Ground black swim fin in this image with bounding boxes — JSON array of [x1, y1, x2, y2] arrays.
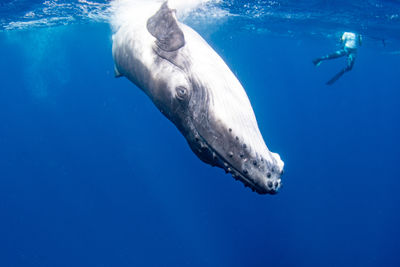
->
[[326, 69, 345, 85]]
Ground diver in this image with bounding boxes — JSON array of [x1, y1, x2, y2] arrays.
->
[[313, 32, 362, 85]]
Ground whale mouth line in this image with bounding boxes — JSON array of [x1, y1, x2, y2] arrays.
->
[[194, 131, 273, 194], [223, 159, 269, 194]]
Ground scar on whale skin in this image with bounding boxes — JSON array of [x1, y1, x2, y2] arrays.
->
[[111, 1, 284, 194]]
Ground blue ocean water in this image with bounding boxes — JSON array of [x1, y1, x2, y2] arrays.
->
[[1, 1, 400, 266]]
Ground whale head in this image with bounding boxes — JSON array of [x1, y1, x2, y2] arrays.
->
[[112, 1, 284, 194]]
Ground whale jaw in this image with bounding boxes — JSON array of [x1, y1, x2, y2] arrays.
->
[[189, 132, 283, 194], [181, 104, 283, 195]]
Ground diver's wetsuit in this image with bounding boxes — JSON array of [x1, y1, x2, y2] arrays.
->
[[313, 32, 361, 85]]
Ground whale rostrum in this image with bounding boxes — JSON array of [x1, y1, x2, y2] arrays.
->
[[112, 1, 284, 194]]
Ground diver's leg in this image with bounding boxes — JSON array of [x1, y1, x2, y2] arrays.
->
[[326, 52, 356, 85], [313, 49, 347, 66], [344, 52, 356, 71]]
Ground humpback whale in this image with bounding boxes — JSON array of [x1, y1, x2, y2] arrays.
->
[[111, 1, 284, 194]]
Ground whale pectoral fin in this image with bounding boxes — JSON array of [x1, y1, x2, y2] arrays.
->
[[146, 2, 185, 52], [114, 65, 123, 78]]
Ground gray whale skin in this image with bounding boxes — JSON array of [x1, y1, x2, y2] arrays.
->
[[112, 1, 284, 194]]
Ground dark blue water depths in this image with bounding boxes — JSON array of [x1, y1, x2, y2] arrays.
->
[[1, 1, 400, 267]]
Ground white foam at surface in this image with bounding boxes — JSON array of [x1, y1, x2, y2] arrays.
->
[[110, 0, 229, 32]]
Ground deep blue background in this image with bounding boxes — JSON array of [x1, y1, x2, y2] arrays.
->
[[1, 22, 399, 267]]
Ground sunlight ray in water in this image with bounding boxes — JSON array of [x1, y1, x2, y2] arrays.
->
[[5, 27, 70, 100]]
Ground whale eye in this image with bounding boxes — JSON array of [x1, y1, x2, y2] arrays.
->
[[176, 86, 188, 101]]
